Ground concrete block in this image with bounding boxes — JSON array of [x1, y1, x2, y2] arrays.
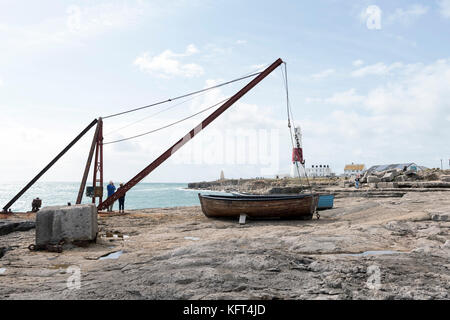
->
[[368, 183, 378, 189], [36, 204, 98, 246], [440, 175, 450, 182]]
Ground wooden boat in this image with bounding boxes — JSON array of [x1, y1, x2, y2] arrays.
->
[[198, 193, 319, 220]]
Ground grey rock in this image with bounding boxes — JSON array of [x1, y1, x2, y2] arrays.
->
[[429, 212, 449, 221], [377, 182, 398, 188], [367, 176, 381, 183], [381, 172, 396, 182], [0, 221, 35, 236], [394, 175, 406, 182]]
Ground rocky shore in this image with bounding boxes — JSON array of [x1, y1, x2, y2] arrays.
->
[[187, 169, 450, 197], [0, 191, 449, 300]]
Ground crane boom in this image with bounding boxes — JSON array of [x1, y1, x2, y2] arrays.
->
[[97, 58, 283, 211]]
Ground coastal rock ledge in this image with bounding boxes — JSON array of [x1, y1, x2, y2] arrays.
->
[[0, 192, 449, 300]]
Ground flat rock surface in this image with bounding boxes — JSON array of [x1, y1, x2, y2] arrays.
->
[[0, 192, 449, 300]]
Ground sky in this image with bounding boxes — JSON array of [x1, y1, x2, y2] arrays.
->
[[0, 0, 449, 183]]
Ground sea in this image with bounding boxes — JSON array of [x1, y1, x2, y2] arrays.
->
[[0, 182, 229, 213]]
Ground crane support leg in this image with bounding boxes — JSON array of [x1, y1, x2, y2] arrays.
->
[[2, 119, 98, 213], [76, 120, 101, 204], [92, 118, 103, 206]]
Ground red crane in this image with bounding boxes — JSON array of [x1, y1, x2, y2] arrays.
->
[[97, 58, 283, 211], [2, 58, 283, 213]]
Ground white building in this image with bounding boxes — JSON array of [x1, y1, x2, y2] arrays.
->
[[291, 164, 333, 178], [306, 165, 333, 177]]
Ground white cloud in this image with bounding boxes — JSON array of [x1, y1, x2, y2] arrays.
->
[[325, 88, 365, 106], [0, 1, 146, 55], [134, 44, 204, 78], [438, 0, 450, 18], [351, 62, 404, 77], [249, 64, 266, 71], [305, 88, 364, 106], [0, 77, 3, 87], [235, 40, 247, 45], [386, 4, 429, 25], [303, 59, 450, 168], [311, 69, 335, 80], [66, 3, 143, 35], [353, 60, 364, 67], [311, 59, 450, 148]]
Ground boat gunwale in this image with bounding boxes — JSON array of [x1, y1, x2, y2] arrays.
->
[[198, 193, 318, 202]]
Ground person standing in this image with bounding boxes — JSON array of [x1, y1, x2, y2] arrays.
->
[[107, 181, 116, 212], [118, 183, 126, 213], [355, 174, 360, 189]]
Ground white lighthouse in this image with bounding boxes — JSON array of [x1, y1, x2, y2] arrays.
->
[[290, 126, 304, 178]]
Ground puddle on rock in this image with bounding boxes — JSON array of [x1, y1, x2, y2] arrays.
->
[[99, 250, 124, 260], [0, 268, 6, 274], [344, 250, 407, 257], [184, 236, 200, 241]]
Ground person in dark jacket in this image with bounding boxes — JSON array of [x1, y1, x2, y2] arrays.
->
[[355, 174, 360, 189], [106, 181, 116, 212], [118, 183, 126, 213]]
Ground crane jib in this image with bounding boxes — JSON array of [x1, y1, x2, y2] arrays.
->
[[97, 58, 284, 211]]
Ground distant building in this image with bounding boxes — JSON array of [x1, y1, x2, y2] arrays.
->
[[366, 163, 426, 173], [344, 163, 365, 176], [292, 164, 333, 178], [220, 170, 225, 181], [308, 165, 333, 177]]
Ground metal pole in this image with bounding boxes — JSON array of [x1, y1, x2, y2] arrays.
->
[[99, 118, 104, 204], [98, 58, 283, 211], [92, 118, 103, 205], [2, 119, 98, 212], [76, 121, 100, 204]]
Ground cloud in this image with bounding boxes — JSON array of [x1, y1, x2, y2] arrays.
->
[[438, 0, 450, 18], [235, 40, 247, 45], [134, 44, 204, 78], [325, 89, 365, 106], [312, 59, 450, 146], [66, 2, 144, 36], [0, 1, 146, 55], [249, 64, 266, 71], [0, 77, 3, 87], [311, 69, 335, 80], [358, 4, 428, 29], [352, 60, 364, 67], [302, 58, 450, 169], [306, 88, 364, 106], [351, 62, 404, 77], [386, 4, 429, 25]]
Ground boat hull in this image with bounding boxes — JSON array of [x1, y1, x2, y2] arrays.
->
[[198, 194, 319, 220]]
